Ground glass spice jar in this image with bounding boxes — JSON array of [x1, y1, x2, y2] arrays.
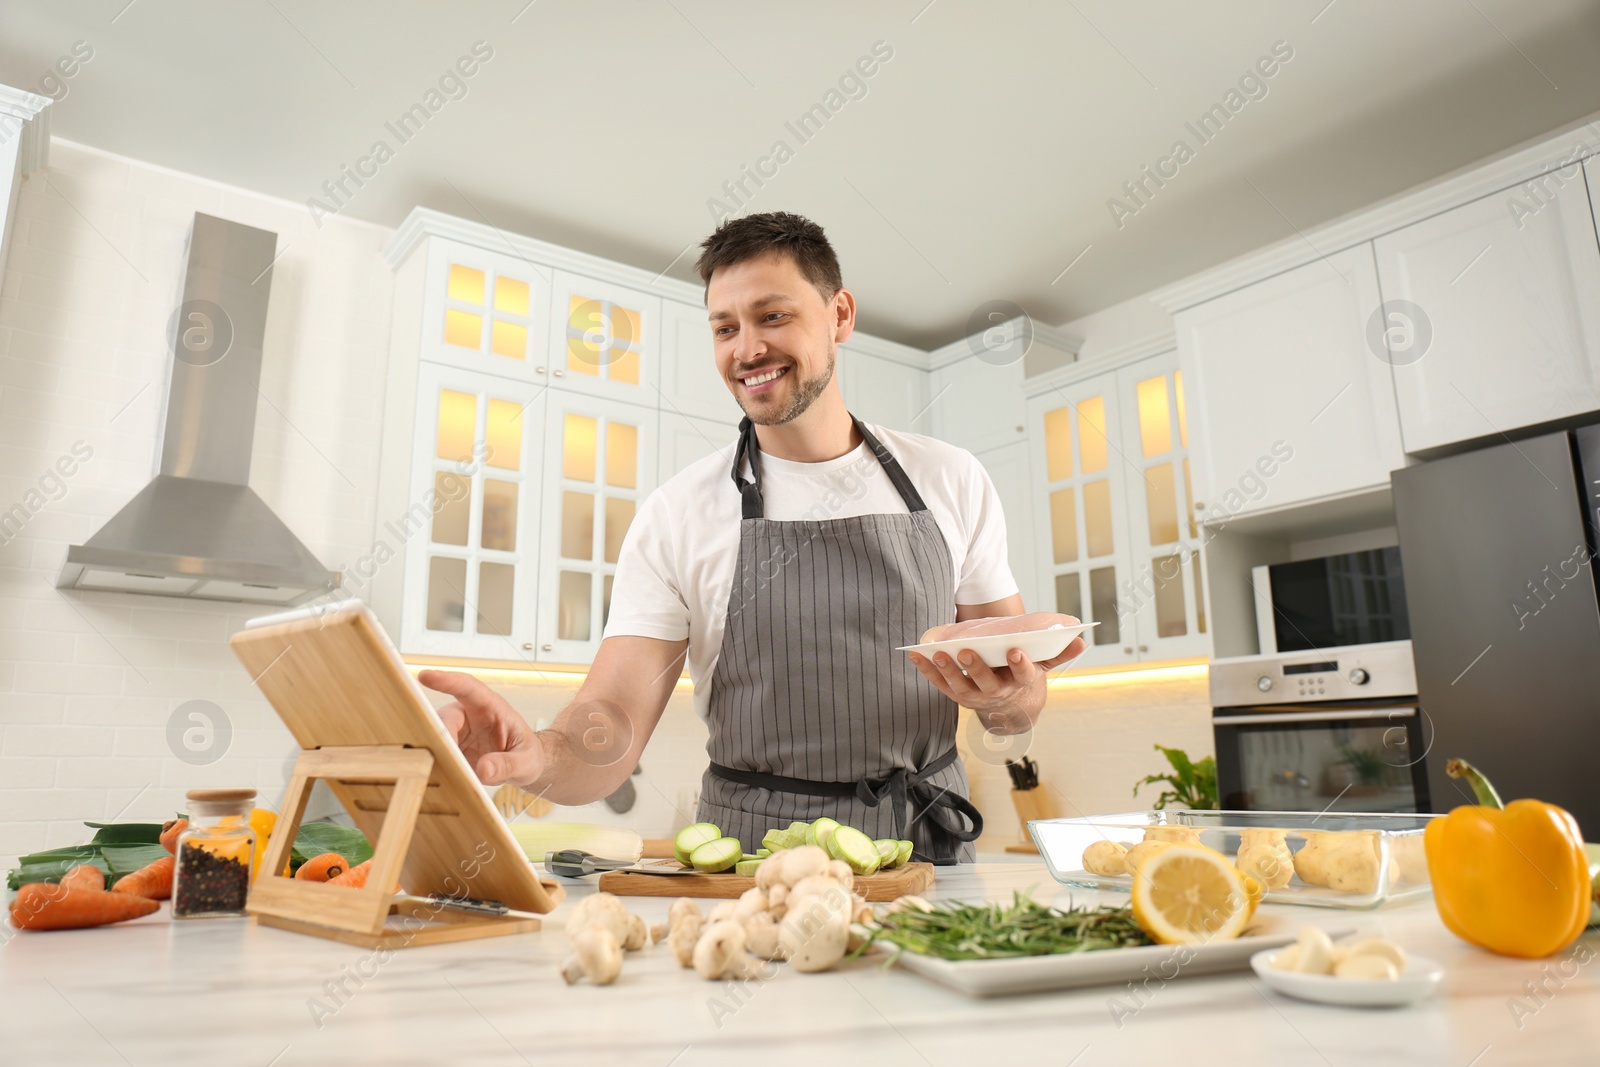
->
[[172, 788, 257, 919]]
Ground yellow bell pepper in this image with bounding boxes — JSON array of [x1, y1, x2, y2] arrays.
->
[[1424, 759, 1589, 959], [248, 807, 278, 882]]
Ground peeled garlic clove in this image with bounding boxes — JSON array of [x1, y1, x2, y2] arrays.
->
[[1334, 953, 1399, 981], [1344, 937, 1407, 972], [1291, 926, 1335, 974], [1270, 944, 1303, 971]]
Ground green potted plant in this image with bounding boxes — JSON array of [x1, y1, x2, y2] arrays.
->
[[1133, 744, 1218, 810]]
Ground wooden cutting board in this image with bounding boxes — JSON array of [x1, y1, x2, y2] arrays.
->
[[599, 860, 935, 902]]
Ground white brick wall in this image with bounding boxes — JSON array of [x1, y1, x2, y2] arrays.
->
[[0, 139, 1216, 875]]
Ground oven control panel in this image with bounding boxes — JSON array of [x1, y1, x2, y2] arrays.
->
[[1211, 641, 1416, 707]]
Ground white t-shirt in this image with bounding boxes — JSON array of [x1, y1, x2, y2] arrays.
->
[[603, 423, 1019, 720]]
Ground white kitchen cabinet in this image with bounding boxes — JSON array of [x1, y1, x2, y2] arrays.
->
[[423, 238, 554, 383], [660, 298, 743, 424], [929, 352, 1028, 453], [659, 409, 736, 486], [1110, 356, 1208, 661], [842, 347, 931, 433], [0, 86, 50, 293], [400, 363, 547, 660], [971, 440, 1039, 614], [533, 392, 659, 663], [399, 367, 659, 664], [1026, 374, 1136, 669], [1174, 246, 1405, 519], [1376, 171, 1600, 452], [548, 270, 662, 404], [1026, 351, 1207, 666]]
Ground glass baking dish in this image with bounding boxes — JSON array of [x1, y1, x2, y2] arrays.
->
[[1030, 810, 1433, 910]]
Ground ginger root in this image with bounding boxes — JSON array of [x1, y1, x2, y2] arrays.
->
[[1082, 840, 1130, 876]]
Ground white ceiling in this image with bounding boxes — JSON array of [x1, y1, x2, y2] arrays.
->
[[3, 0, 1600, 348]]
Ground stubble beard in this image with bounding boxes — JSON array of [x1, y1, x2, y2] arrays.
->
[[739, 344, 836, 427]]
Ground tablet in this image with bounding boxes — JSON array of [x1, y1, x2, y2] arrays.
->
[[231, 598, 560, 916]]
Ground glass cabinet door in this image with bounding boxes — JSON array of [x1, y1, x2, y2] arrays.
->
[[402, 363, 544, 659], [1026, 381, 1136, 668], [1115, 353, 1209, 660], [536, 393, 659, 662], [422, 239, 554, 382], [549, 270, 661, 403]]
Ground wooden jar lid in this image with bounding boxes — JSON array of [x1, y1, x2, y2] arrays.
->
[[185, 788, 258, 803]]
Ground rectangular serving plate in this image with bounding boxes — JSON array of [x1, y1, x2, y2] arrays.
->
[[893, 913, 1344, 997]]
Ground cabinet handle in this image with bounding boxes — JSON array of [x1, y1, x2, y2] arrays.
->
[[553, 370, 565, 378], [522, 643, 534, 651], [1139, 645, 1149, 653], [542, 643, 553, 652], [1123, 647, 1133, 655], [1194, 501, 1205, 510], [1015, 425, 1024, 433], [535, 366, 546, 375]]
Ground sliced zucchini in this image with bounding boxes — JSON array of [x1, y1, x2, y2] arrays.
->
[[873, 839, 902, 869], [673, 822, 723, 865], [689, 836, 744, 873], [755, 848, 771, 858], [734, 858, 764, 877], [895, 840, 915, 866], [812, 817, 840, 854], [830, 825, 881, 875], [760, 828, 791, 852]]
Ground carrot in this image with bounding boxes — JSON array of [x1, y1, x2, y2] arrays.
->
[[294, 852, 347, 882], [327, 858, 372, 888], [9, 883, 159, 931], [160, 819, 188, 854], [112, 854, 175, 900], [59, 864, 105, 892]]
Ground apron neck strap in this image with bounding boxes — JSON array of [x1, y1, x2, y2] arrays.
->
[[730, 415, 929, 519]]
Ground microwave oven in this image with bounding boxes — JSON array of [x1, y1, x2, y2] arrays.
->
[[1251, 547, 1410, 656]]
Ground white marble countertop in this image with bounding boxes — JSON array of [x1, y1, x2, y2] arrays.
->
[[2, 861, 1595, 1067]]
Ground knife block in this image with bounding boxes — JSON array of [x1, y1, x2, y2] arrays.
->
[[1009, 787, 1057, 852]]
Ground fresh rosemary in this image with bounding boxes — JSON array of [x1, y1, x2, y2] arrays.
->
[[864, 893, 1153, 961]]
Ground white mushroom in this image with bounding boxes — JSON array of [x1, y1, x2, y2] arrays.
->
[[827, 860, 854, 884], [778, 891, 851, 973], [693, 920, 759, 980], [565, 893, 649, 952], [882, 894, 933, 915], [561, 926, 623, 985], [731, 886, 769, 921], [707, 899, 738, 923], [665, 898, 705, 968], [743, 911, 784, 960]]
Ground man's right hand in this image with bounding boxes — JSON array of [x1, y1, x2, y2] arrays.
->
[[418, 669, 545, 787]]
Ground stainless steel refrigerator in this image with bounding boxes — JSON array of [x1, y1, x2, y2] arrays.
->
[[1392, 425, 1600, 834]]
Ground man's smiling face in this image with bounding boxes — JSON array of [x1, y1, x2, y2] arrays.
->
[[707, 251, 849, 426]]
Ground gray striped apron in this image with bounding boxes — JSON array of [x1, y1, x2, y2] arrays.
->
[[697, 416, 982, 864]]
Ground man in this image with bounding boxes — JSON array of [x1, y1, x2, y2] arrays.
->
[[421, 212, 1084, 863]]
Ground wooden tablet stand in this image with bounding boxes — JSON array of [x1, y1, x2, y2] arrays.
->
[[249, 745, 539, 949], [231, 600, 562, 950]]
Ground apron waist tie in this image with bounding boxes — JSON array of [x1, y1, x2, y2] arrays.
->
[[707, 748, 982, 866]]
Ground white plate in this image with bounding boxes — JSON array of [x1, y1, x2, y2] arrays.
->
[[1249, 947, 1444, 1007], [892, 914, 1339, 998], [897, 622, 1097, 669]]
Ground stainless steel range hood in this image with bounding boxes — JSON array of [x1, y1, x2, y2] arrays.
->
[[58, 213, 341, 605]]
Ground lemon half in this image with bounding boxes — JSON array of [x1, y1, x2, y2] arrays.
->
[[1131, 843, 1254, 945]]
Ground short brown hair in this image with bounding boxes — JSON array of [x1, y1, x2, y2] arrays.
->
[[695, 212, 842, 302]]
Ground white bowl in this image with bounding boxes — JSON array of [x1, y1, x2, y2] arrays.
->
[[897, 622, 1097, 669], [1249, 947, 1444, 1007]]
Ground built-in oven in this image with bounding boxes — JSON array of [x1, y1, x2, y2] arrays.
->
[[1212, 546, 1429, 813]]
